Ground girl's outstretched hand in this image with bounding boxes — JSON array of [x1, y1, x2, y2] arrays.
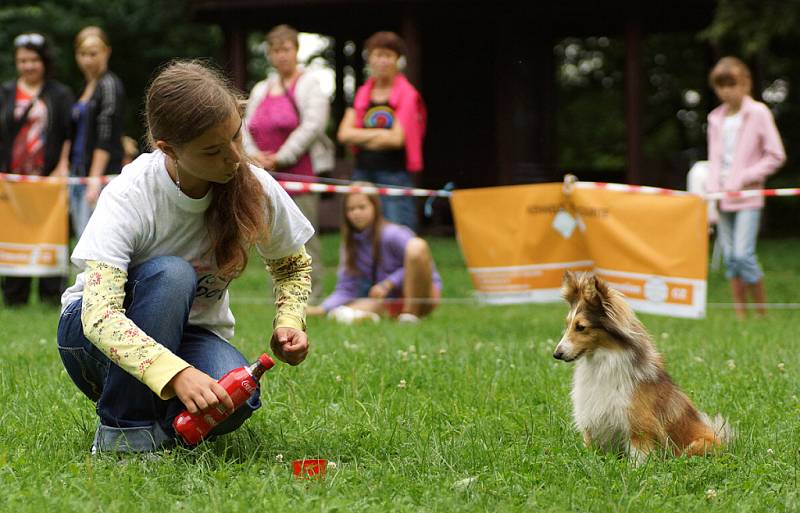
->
[[270, 327, 309, 365], [170, 367, 234, 414]]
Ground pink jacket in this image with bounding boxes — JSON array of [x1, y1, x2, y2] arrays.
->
[[353, 73, 427, 172], [706, 95, 786, 211]]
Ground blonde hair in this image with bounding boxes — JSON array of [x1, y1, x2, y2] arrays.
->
[[709, 56, 752, 94], [145, 60, 268, 279], [74, 26, 110, 50]]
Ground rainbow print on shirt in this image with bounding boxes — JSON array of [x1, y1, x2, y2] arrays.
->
[[364, 105, 395, 129]]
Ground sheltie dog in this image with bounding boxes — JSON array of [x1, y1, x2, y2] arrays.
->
[[553, 271, 732, 461]]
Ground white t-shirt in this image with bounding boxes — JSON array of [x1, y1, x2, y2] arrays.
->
[[61, 150, 314, 340], [720, 111, 742, 181]]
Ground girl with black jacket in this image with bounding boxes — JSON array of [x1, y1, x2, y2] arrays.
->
[[70, 26, 125, 236]]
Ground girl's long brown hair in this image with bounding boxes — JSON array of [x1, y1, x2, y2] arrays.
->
[[342, 188, 384, 277], [145, 60, 268, 279]]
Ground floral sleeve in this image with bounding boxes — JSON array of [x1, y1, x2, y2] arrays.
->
[[80, 260, 190, 399], [263, 246, 312, 331]]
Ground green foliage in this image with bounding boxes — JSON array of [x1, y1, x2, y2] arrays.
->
[[556, 34, 709, 178], [556, 37, 626, 173], [702, 0, 800, 232], [0, 0, 222, 143], [1, 235, 799, 512], [700, 0, 800, 58]]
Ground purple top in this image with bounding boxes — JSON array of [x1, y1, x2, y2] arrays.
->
[[320, 223, 442, 311]]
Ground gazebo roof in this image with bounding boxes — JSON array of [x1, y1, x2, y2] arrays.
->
[[189, 0, 715, 36]]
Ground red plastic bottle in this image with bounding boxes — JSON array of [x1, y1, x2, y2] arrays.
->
[[172, 353, 275, 445]]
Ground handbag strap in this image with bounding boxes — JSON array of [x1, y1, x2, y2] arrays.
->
[[282, 74, 301, 118], [9, 90, 41, 140]]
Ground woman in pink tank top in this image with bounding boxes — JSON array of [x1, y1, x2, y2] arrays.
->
[[244, 24, 332, 305]]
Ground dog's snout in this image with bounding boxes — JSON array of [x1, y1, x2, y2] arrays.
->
[[553, 350, 565, 360]]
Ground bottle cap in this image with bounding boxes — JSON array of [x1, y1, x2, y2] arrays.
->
[[258, 353, 275, 370]]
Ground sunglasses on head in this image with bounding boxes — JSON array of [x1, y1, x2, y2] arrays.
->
[[14, 33, 45, 48]]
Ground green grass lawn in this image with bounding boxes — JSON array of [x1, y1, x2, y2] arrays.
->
[[1, 235, 799, 512]]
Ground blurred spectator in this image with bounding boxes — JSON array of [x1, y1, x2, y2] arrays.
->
[[0, 32, 73, 306], [69, 26, 125, 236], [307, 186, 441, 323], [338, 31, 426, 232], [244, 24, 334, 305], [121, 135, 139, 166], [705, 56, 785, 318]]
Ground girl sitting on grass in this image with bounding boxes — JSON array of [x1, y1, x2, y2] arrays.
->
[[307, 186, 441, 323], [56, 61, 313, 453]]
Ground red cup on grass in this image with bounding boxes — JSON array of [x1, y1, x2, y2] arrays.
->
[[292, 459, 327, 479]]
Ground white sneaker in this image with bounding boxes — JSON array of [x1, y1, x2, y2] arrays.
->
[[328, 306, 379, 324], [397, 313, 420, 324], [327, 306, 355, 324]]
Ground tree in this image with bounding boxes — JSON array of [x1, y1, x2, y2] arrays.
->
[[0, 0, 222, 143], [702, 0, 800, 234]]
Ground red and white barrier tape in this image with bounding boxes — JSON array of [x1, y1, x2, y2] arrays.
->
[[1, 172, 798, 200], [573, 180, 800, 200], [0, 172, 450, 197], [277, 180, 451, 197], [704, 188, 800, 200], [0, 172, 114, 185]]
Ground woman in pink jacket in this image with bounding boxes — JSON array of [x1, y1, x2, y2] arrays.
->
[[706, 57, 785, 318], [338, 31, 426, 232]]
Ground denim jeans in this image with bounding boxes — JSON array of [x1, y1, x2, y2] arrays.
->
[[352, 168, 418, 232], [716, 208, 763, 283], [56, 256, 261, 452], [69, 183, 92, 238]]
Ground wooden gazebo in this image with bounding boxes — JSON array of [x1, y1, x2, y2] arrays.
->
[[190, 0, 714, 192]]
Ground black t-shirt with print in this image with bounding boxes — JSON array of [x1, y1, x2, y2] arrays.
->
[[355, 102, 406, 171]]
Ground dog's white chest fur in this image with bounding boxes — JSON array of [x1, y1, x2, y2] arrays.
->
[[572, 349, 636, 451]]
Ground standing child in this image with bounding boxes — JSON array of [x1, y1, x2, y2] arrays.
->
[[56, 61, 313, 453], [307, 187, 441, 323], [706, 57, 785, 318]]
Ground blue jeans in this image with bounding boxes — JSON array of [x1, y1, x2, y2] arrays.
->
[[56, 256, 260, 452], [716, 208, 763, 283], [69, 183, 92, 237], [352, 168, 418, 232]]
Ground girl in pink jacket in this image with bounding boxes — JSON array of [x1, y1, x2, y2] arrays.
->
[[706, 57, 786, 318]]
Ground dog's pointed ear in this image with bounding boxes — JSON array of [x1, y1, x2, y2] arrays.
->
[[583, 274, 614, 313], [561, 271, 579, 304], [580, 273, 606, 311]]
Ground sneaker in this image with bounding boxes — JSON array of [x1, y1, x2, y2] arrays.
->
[[328, 306, 379, 325], [91, 421, 175, 455], [327, 306, 356, 324], [397, 313, 420, 324]]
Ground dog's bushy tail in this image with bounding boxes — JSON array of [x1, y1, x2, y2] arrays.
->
[[701, 412, 736, 444]]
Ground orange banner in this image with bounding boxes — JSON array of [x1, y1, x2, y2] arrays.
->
[[0, 181, 69, 276], [450, 183, 708, 318]]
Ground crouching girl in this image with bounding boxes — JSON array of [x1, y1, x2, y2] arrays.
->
[[56, 61, 314, 453]]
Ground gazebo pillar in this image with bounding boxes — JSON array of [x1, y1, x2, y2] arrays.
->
[[624, 15, 643, 185], [224, 25, 248, 91]]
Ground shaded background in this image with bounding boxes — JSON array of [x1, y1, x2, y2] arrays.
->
[[0, 0, 797, 234]]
